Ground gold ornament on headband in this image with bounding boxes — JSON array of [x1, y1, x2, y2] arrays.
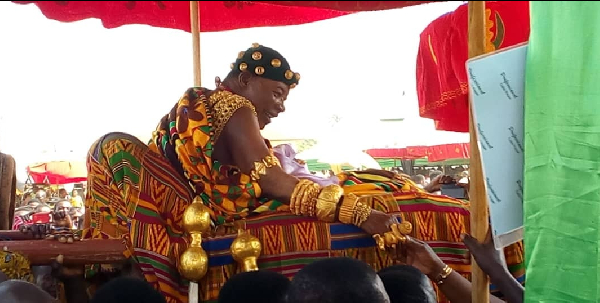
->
[[255, 66, 265, 75], [230, 63, 234, 70], [252, 42, 260, 48], [290, 84, 297, 89], [285, 70, 294, 80], [271, 59, 281, 68], [295, 73, 301, 81], [239, 62, 248, 72], [252, 51, 262, 61], [238, 51, 245, 59]]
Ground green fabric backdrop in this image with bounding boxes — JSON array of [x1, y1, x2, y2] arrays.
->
[[525, 2, 600, 301]]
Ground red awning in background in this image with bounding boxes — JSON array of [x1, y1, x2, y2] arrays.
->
[[27, 161, 87, 185], [416, 1, 529, 132], [366, 143, 470, 162], [12, 1, 435, 33]]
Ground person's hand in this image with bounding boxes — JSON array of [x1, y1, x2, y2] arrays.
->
[[51, 255, 85, 282], [424, 175, 455, 193], [360, 210, 398, 236], [402, 236, 446, 279], [52, 210, 73, 229], [461, 229, 505, 276]]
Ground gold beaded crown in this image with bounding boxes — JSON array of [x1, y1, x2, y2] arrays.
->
[[230, 43, 300, 88]]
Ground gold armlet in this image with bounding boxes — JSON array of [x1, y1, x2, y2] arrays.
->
[[290, 180, 320, 216], [315, 185, 344, 222], [339, 193, 359, 225], [210, 90, 257, 143], [249, 154, 281, 181]]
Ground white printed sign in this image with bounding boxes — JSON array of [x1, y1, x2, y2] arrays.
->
[[466, 43, 527, 249]]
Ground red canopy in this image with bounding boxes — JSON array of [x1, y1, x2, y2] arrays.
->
[[27, 161, 87, 185], [416, 1, 529, 132], [366, 143, 470, 162], [12, 1, 435, 33]]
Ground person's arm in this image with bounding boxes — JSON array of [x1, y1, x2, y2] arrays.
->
[[220, 107, 299, 203], [462, 233, 524, 303], [219, 106, 396, 236], [403, 237, 508, 303]]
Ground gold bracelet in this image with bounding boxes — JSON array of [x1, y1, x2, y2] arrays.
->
[[290, 180, 320, 216], [338, 193, 359, 225], [315, 185, 344, 222], [433, 264, 453, 285], [291, 180, 312, 215], [250, 154, 281, 181], [352, 202, 372, 227], [301, 187, 320, 217]]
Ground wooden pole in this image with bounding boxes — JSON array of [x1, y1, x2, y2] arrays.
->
[[190, 1, 201, 86], [1, 239, 126, 265], [467, 2, 490, 303], [188, 3, 201, 302]]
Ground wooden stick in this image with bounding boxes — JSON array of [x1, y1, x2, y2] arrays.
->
[[0, 230, 36, 241], [467, 2, 490, 303], [189, 2, 201, 302], [1, 239, 126, 265], [190, 1, 201, 86]]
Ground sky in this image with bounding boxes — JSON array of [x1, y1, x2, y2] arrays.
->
[[0, 1, 468, 180]]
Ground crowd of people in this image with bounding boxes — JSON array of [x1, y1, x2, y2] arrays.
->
[[13, 188, 85, 231]]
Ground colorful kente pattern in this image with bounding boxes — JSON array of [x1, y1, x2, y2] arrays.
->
[[82, 88, 525, 303], [82, 132, 193, 303], [149, 87, 289, 225]]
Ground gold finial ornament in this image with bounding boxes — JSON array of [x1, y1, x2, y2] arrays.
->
[[238, 51, 245, 59], [239, 62, 248, 72], [252, 51, 262, 60], [290, 84, 297, 89], [372, 222, 413, 251], [255, 66, 265, 75], [231, 229, 262, 272], [398, 221, 413, 235], [178, 197, 211, 282], [252, 42, 260, 48], [230, 63, 235, 70], [271, 59, 281, 68], [294, 73, 301, 81], [285, 70, 294, 80]]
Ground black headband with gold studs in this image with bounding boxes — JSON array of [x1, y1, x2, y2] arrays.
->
[[230, 43, 300, 88]]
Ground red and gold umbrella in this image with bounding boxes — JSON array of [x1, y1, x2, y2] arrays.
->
[[12, 1, 435, 33], [416, 1, 529, 132], [26, 161, 87, 185]]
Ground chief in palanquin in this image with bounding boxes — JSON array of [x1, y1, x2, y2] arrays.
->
[[81, 44, 524, 303]]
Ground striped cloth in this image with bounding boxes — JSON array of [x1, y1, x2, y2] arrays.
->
[[81, 131, 523, 302]]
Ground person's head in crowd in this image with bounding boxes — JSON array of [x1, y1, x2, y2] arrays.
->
[[90, 277, 166, 303], [286, 257, 390, 303], [0, 280, 56, 303], [55, 201, 72, 213], [378, 265, 437, 303], [412, 174, 426, 187], [429, 170, 443, 182], [27, 199, 40, 208], [71, 190, 79, 197], [219, 270, 290, 303], [58, 189, 68, 199], [35, 204, 52, 213], [35, 190, 47, 201]]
